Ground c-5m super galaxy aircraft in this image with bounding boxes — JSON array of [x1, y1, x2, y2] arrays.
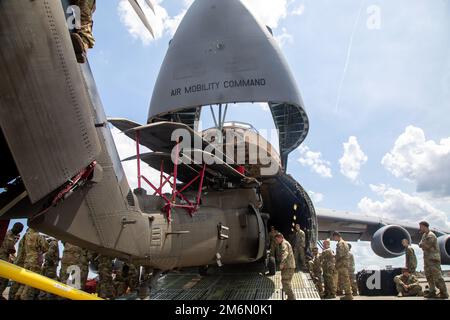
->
[[0, 0, 449, 286]]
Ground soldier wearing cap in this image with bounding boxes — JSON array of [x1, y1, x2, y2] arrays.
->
[[321, 239, 336, 299], [0, 222, 24, 299], [347, 243, 358, 296], [68, 0, 97, 63], [419, 221, 448, 299], [333, 231, 353, 300], [308, 247, 323, 298], [268, 226, 279, 260], [292, 224, 307, 272], [402, 238, 417, 274], [394, 268, 423, 297], [275, 232, 296, 300]]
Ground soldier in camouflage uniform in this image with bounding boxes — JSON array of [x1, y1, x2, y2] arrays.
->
[[275, 233, 296, 300], [418, 221, 448, 299], [347, 244, 358, 296], [394, 268, 423, 297], [41, 238, 59, 280], [114, 262, 140, 297], [97, 255, 115, 299], [292, 224, 307, 272], [19, 228, 49, 300], [0, 222, 23, 299], [68, 0, 96, 63], [127, 263, 139, 293], [8, 234, 26, 300], [113, 264, 127, 298], [333, 232, 353, 300], [268, 226, 278, 259], [39, 238, 60, 300], [308, 247, 323, 298], [60, 242, 90, 291], [321, 239, 336, 299], [402, 239, 417, 274]]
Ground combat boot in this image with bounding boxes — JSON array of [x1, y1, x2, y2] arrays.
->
[[340, 295, 353, 300], [424, 291, 438, 298], [438, 292, 449, 299], [70, 32, 87, 63]]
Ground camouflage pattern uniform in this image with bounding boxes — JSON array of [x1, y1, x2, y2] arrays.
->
[[113, 268, 127, 298], [97, 255, 115, 299], [41, 239, 59, 280], [19, 229, 49, 300], [80, 249, 93, 291], [39, 239, 59, 300], [114, 263, 139, 297], [348, 251, 358, 295], [308, 252, 323, 297], [126, 264, 139, 293], [292, 228, 307, 271], [8, 236, 25, 300], [60, 243, 89, 290], [419, 231, 448, 298], [69, 0, 96, 49], [269, 229, 278, 258], [335, 239, 353, 299], [320, 248, 336, 298], [0, 230, 19, 296], [278, 239, 296, 300], [394, 273, 423, 297], [405, 245, 417, 274]]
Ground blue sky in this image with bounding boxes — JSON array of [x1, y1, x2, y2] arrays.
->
[[8, 0, 450, 271]]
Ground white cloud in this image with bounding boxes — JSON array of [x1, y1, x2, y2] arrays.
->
[[292, 3, 305, 16], [274, 27, 294, 47], [118, 0, 293, 45], [357, 184, 450, 230], [308, 190, 324, 203], [297, 145, 333, 178], [118, 0, 188, 45], [339, 136, 368, 183], [111, 128, 171, 192], [382, 126, 450, 197], [118, 0, 166, 45], [242, 0, 289, 28], [163, 8, 187, 36]]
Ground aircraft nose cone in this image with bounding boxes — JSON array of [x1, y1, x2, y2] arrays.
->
[[148, 0, 309, 167]]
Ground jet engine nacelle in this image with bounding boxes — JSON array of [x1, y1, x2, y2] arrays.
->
[[371, 225, 411, 258], [438, 235, 450, 265]]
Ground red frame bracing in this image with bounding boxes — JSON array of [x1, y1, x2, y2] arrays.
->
[[135, 131, 206, 223]]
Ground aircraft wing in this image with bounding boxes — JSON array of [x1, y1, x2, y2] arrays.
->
[[316, 208, 449, 244]]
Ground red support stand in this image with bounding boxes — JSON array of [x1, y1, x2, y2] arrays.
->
[[135, 131, 206, 223], [135, 131, 142, 189]]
